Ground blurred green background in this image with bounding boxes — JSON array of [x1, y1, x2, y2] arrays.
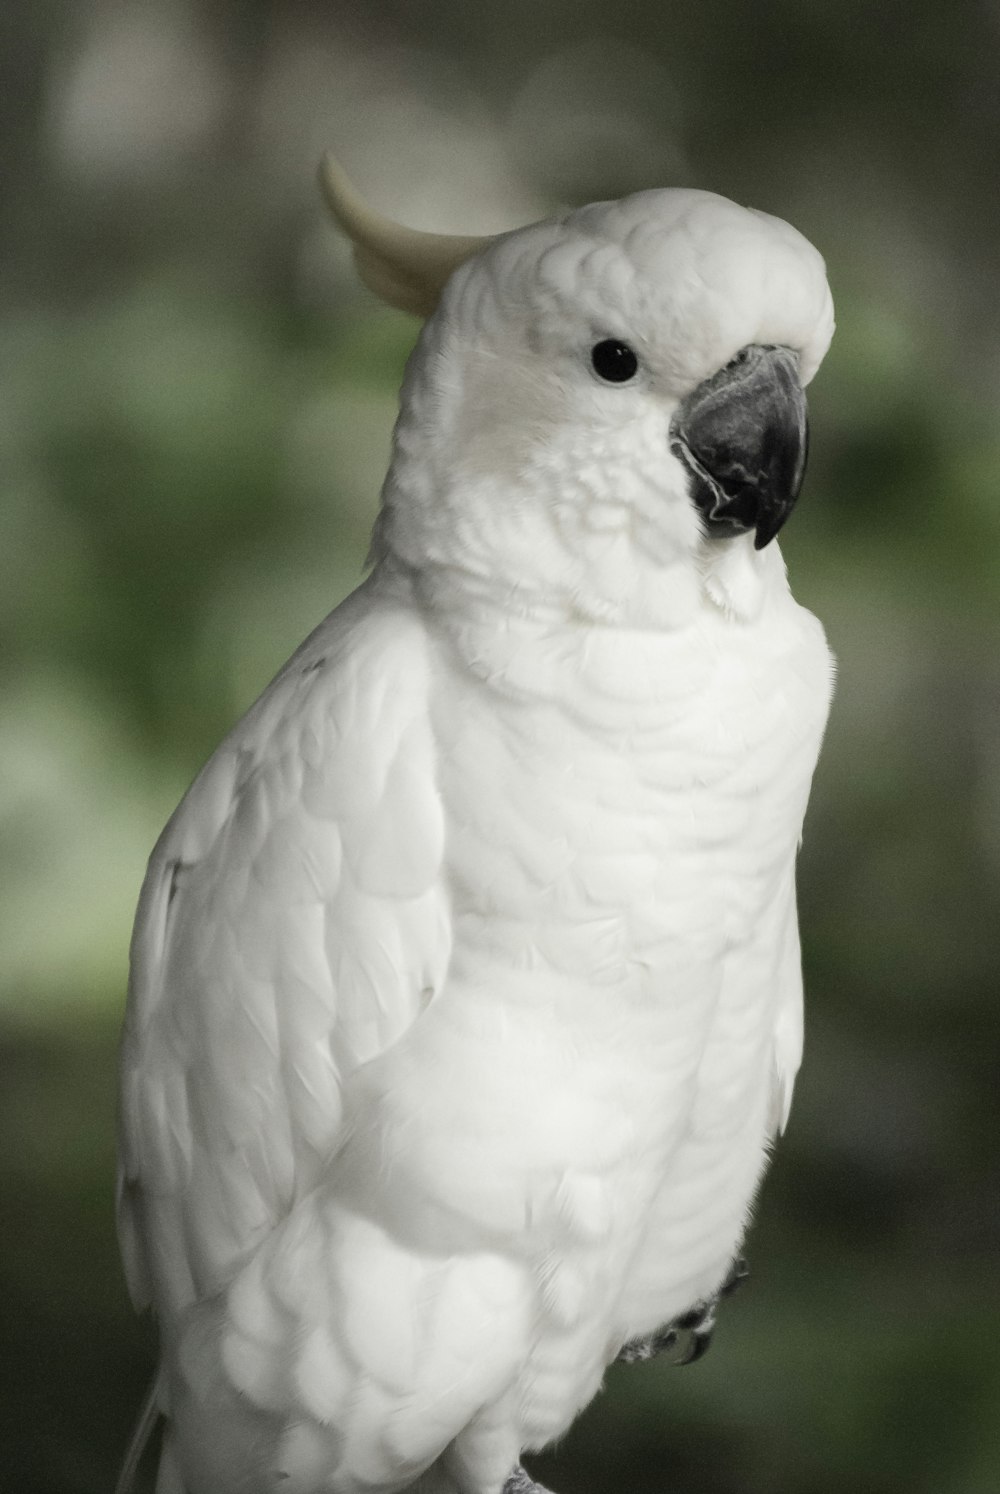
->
[[3, 2, 1000, 1491]]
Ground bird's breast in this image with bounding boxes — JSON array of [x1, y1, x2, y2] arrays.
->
[[331, 594, 829, 1449], [357, 596, 831, 1224], [435, 594, 828, 987]]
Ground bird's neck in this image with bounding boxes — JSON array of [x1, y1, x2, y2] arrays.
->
[[374, 406, 791, 700], [377, 489, 783, 639], [371, 537, 790, 724]]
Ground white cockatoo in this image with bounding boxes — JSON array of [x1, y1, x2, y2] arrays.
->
[[117, 157, 835, 1494]]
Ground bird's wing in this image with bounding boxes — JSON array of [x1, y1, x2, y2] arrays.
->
[[769, 873, 805, 1137], [117, 574, 452, 1318]]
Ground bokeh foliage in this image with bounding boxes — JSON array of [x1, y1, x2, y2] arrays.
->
[[3, 2, 1000, 1491]]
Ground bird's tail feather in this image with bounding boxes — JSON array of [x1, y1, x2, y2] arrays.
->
[[114, 1374, 163, 1494]]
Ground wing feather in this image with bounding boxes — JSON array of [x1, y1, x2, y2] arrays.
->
[[118, 575, 451, 1318], [769, 877, 805, 1137]]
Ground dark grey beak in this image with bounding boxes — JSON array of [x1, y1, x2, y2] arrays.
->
[[670, 344, 808, 550]]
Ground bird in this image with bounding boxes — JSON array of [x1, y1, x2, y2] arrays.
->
[[116, 155, 835, 1494]]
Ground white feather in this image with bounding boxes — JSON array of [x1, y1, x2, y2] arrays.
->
[[118, 186, 834, 1494]]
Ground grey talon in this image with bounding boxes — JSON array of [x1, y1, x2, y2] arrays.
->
[[617, 1255, 749, 1367]]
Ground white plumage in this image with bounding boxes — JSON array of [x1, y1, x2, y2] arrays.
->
[[118, 177, 835, 1494]]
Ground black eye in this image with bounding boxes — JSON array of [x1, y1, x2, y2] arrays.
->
[[591, 339, 639, 384]]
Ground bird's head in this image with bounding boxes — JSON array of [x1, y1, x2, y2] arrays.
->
[[321, 157, 833, 628]]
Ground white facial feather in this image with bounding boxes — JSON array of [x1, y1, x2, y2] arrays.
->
[[378, 188, 832, 629]]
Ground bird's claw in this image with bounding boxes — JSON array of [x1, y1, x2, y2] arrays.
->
[[616, 1256, 748, 1367], [670, 1298, 718, 1364]]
